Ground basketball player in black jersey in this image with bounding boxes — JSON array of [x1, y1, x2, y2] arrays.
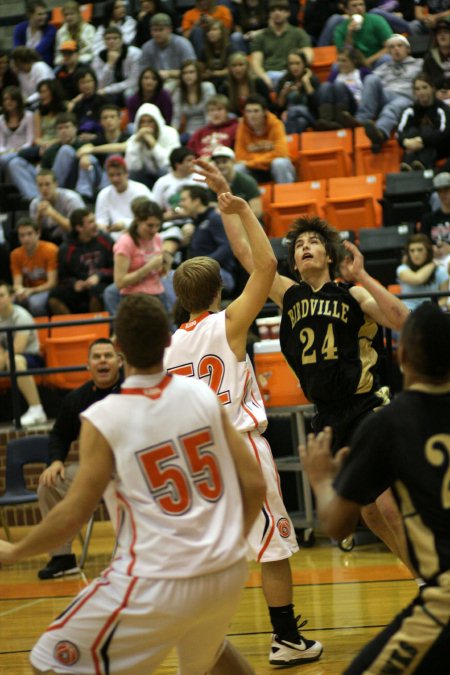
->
[[301, 302, 450, 674], [202, 158, 412, 571]]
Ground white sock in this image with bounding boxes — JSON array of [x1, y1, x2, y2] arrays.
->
[[29, 404, 43, 412]]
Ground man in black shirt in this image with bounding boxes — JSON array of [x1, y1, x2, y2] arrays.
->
[[301, 303, 450, 674], [37, 337, 123, 579]]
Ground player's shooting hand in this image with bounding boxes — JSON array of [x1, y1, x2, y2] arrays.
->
[[193, 158, 231, 195], [218, 192, 248, 215], [341, 240, 365, 282], [299, 427, 339, 488], [39, 461, 65, 487]]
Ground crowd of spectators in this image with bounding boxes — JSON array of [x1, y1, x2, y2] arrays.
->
[[1, 0, 450, 424]]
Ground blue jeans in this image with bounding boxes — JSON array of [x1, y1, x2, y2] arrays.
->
[[1, 154, 38, 200], [285, 105, 317, 133], [355, 74, 412, 137], [317, 81, 357, 115], [52, 145, 109, 198]]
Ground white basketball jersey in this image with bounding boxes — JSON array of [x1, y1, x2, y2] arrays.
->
[[165, 311, 267, 433], [82, 372, 246, 579]]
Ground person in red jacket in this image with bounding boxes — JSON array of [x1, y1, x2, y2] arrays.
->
[[187, 94, 238, 158], [234, 94, 296, 183]]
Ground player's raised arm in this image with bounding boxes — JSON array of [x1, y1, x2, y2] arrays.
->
[[342, 241, 410, 331], [194, 159, 293, 310], [219, 407, 266, 537]]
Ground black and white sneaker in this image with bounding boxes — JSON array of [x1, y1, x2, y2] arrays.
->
[[38, 554, 80, 580], [269, 616, 323, 666]]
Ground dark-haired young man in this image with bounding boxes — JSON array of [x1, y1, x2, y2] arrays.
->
[[302, 302, 450, 674], [47, 208, 114, 315], [221, 173, 413, 570], [178, 185, 236, 293], [0, 294, 265, 675], [37, 338, 123, 579]]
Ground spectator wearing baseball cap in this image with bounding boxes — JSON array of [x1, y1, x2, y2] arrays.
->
[[55, 39, 84, 101], [250, 1, 312, 89], [139, 13, 196, 92], [210, 146, 262, 220]]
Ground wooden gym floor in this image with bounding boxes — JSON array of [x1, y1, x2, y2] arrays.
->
[[0, 522, 417, 674]]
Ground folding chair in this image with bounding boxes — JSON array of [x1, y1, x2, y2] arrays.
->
[[298, 130, 353, 180], [324, 174, 383, 234], [0, 435, 49, 541], [354, 128, 401, 179], [269, 181, 326, 237]]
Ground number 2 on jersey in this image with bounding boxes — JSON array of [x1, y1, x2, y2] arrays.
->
[[136, 427, 224, 515], [425, 434, 450, 508], [168, 355, 231, 404]]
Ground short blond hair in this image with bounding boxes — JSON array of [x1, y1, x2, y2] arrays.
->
[[173, 257, 222, 312]]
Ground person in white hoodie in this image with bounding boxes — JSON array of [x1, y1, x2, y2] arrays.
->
[[125, 102, 180, 188]]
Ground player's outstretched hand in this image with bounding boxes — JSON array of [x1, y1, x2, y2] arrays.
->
[[299, 427, 347, 488], [341, 240, 366, 282], [193, 158, 231, 195], [218, 192, 248, 215]]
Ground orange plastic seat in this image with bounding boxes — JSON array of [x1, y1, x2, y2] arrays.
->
[[324, 174, 383, 233], [269, 181, 326, 237], [311, 46, 338, 82], [259, 183, 274, 234], [286, 133, 300, 164], [45, 334, 97, 389], [354, 128, 401, 179], [298, 129, 353, 180], [387, 284, 401, 295], [50, 313, 110, 340]]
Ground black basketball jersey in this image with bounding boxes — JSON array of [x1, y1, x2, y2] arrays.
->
[[335, 389, 450, 582], [279, 281, 382, 408]]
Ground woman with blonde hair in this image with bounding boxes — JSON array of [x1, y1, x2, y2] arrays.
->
[[220, 51, 271, 115]]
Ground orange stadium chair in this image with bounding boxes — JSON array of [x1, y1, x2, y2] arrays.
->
[[311, 46, 338, 82], [269, 181, 327, 237], [297, 129, 353, 180], [286, 133, 300, 164], [45, 334, 97, 389], [49, 312, 110, 340], [259, 183, 274, 233], [354, 128, 401, 179], [324, 174, 383, 234]]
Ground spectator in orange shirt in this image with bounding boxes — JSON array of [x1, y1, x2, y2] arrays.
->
[[182, 0, 233, 57], [10, 217, 58, 317], [234, 94, 296, 183]]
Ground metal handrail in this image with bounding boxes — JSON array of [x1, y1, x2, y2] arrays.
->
[[1, 316, 113, 429]]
